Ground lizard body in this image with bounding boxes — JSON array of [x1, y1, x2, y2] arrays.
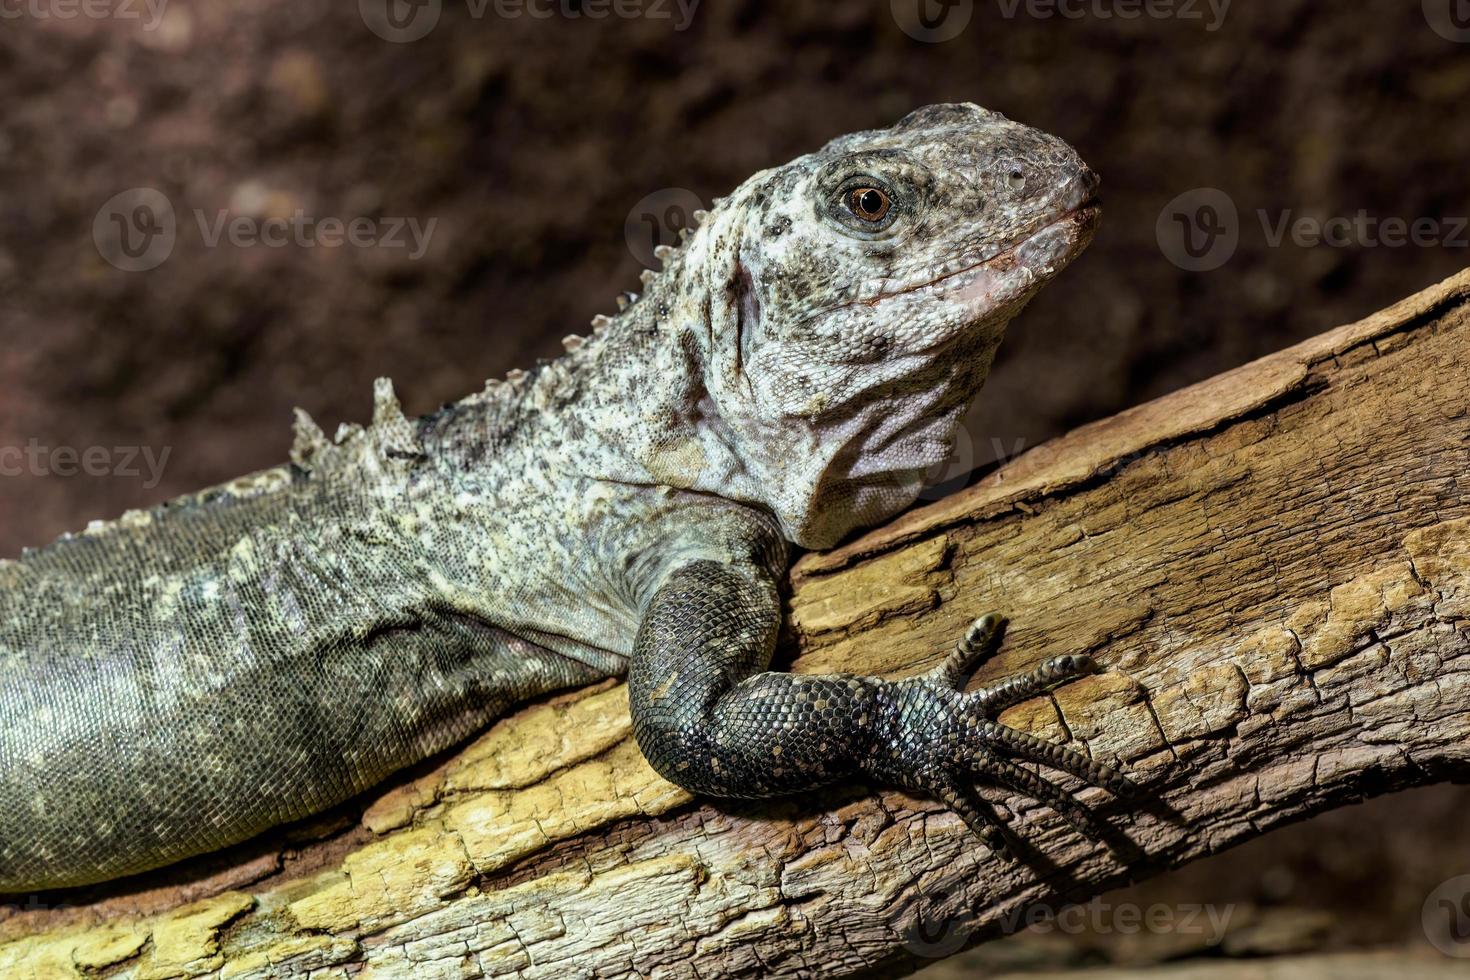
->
[[0, 104, 1124, 892]]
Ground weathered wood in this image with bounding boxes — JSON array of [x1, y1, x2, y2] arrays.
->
[[3, 269, 1470, 979]]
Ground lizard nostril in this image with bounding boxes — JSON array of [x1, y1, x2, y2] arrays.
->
[[1007, 170, 1026, 191], [1080, 166, 1102, 200]]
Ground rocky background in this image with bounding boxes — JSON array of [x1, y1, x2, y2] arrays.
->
[[3, 0, 1469, 973]]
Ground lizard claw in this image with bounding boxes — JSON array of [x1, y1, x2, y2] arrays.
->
[[927, 613, 1007, 690], [868, 611, 1132, 853], [934, 778, 1012, 857]]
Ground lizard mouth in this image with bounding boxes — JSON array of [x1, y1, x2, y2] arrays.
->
[[793, 196, 1101, 329], [870, 200, 1101, 304]]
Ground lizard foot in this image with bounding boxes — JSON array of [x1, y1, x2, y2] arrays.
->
[[868, 613, 1135, 856]]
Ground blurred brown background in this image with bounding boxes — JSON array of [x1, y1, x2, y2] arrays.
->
[[3, 0, 1470, 973]]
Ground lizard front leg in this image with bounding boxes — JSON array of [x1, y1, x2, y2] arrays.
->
[[628, 558, 1134, 853]]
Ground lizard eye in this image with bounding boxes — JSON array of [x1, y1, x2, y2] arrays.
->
[[827, 174, 902, 235], [845, 186, 891, 223]]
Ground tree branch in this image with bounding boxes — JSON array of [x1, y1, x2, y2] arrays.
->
[[4, 270, 1470, 979]]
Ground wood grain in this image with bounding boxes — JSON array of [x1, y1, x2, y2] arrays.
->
[[3, 269, 1469, 979]]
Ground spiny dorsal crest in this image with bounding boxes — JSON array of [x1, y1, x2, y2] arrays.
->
[[596, 201, 710, 320], [472, 196, 719, 414], [290, 377, 424, 478]]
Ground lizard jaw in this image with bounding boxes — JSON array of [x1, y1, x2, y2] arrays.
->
[[879, 200, 1102, 311]]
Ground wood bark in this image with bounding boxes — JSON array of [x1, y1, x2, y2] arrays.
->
[[3, 269, 1470, 979]]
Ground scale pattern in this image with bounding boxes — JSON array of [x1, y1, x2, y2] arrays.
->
[[0, 103, 1131, 893]]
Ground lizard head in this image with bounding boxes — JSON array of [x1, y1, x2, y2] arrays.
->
[[686, 102, 1100, 548]]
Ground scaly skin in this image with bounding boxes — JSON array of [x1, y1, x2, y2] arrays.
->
[[0, 104, 1129, 893]]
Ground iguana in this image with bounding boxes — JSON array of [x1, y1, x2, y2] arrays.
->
[[0, 103, 1129, 893]]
